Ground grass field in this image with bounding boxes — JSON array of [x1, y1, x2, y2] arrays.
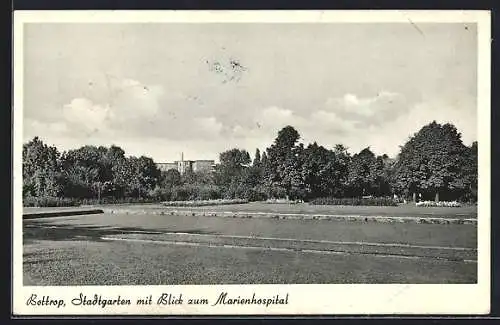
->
[[23, 203, 478, 285]]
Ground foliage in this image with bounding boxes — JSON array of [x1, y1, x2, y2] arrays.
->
[[23, 137, 62, 198], [160, 199, 248, 207], [23, 196, 80, 207], [392, 121, 475, 202], [23, 139, 162, 203], [309, 197, 398, 206], [22, 121, 478, 206], [346, 148, 390, 197], [263, 126, 306, 200], [301, 142, 344, 199]]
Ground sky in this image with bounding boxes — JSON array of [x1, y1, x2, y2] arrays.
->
[[23, 22, 478, 163]]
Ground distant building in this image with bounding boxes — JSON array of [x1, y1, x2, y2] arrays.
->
[[156, 153, 215, 175], [156, 162, 177, 172], [192, 160, 216, 173]]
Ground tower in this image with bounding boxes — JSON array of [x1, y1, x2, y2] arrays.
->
[[178, 152, 188, 175]]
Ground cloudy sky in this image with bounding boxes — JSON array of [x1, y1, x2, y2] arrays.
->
[[23, 23, 477, 162]]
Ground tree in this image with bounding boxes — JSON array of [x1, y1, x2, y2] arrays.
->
[[219, 148, 251, 168], [252, 148, 261, 167], [23, 137, 62, 197], [103, 145, 128, 197], [301, 142, 336, 199], [378, 154, 395, 196], [453, 141, 477, 202], [162, 169, 182, 188], [467, 141, 478, 200], [346, 147, 385, 197], [275, 126, 300, 149], [60, 145, 110, 199], [263, 126, 305, 199], [261, 151, 268, 165], [128, 156, 162, 198], [392, 121, 470, 202], [215, 148, 251, 198]]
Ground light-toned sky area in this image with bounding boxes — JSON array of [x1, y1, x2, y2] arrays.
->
[[23, 23, 478, 162]]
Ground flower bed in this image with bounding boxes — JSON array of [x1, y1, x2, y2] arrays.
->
[[309, 197, 398, 207], [265, 198, 303, 204], [160, 199, 249, 207], [415, 201, 461, 207]]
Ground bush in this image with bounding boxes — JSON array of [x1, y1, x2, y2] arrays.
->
[[160, 199, 249, 207], [267, 186, 287, 200], [309, 197, 398, 206], [148, 187, 172, 201], [23, 196, 80, 207], [243, 189, 267, 202], [265, 198, 303, 204], [169, 184, 222, 201], [197, 185, 222, 200], [78, 197, 158, 205]]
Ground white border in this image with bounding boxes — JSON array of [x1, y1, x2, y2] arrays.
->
[[12, 10, 491, 315]]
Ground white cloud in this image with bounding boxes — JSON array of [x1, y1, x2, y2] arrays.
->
[[194, 116, 224, 137], [348, 99, 478, 157], [62, 98, 111, 132], [24, 86, 477, 162], [325, 91, 407, 126], [53, 78, 166, 138]]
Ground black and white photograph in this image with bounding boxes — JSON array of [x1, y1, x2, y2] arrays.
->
[[13, 10, 491, 315]]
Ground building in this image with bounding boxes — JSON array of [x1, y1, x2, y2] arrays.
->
[[156, 162, 177, 173], [192, 160, 216, 173], [156, 153, 215, 175]]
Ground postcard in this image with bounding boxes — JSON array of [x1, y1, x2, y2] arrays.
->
[[13, 10, 491, 315]]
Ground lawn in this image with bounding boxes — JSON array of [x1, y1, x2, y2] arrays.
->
[[24, 239, 476, 285], [93, 202, 478, 218], [22, 203, 478, 285], [24, 212, 477, 248]]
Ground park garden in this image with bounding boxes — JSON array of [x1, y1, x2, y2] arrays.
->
[[22, 121, 477, 208]]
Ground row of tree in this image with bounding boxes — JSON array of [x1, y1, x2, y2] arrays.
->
[[23, 139, 161, 201], [23, 121, 478, 204]]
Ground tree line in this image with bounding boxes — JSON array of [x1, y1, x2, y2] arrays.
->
[[23, 121, 477, 206]]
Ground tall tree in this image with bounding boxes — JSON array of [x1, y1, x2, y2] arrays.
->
[[346, 147, 385, 197], [128, 156, 162, 198], [60, 145, 109, 199], [392, 121, 470, 201], [215, 148, 251, 197], [301, 142, 336, 199], [23, 137, 62, 197], [264, 126, 305, 199], [252, 148, 261, 167]]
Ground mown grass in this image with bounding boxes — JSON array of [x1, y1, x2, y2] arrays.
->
[[24, 212, 477, 249], [24, 239, 477, 285], [98, 202, 478, 218]]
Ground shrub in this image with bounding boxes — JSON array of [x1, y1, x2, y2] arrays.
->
[[23, 196, 80, 207], [265, 198, 303, 204], [309, 197, 398, 206], [237, 187, 267, 202], [169, 184, 222, 201], [161, 199, 248, 207], [148, 187, 172, 201], [78, 197, 158, 205], [197, 185, 222, 200]]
